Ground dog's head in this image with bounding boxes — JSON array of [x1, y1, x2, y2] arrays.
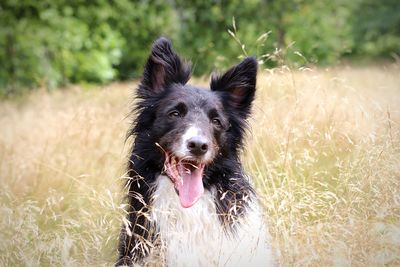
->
[[135, 37, 257, 208]]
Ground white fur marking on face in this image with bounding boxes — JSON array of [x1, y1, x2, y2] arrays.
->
[[175, 126, 201, 157], [182, 126, 200, 143]]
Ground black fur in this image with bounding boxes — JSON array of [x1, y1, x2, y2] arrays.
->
[[117, 37, 258, 265]]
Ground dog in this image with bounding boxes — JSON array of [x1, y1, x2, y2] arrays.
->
[[117, 37, 273, 266]]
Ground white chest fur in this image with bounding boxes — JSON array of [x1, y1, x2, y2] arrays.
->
[[150, 175, 273, 267]]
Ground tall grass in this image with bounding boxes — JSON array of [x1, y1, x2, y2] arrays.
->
[[0, 65, 399, 266]]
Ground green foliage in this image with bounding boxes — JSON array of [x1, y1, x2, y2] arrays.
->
[[351, 0, 400, 58], [0, 0, 399, 95], [285, 1, 354, 65], [108, 0, 177, 79], [0, 0, 174, 96], [171, 0, 275, 74]]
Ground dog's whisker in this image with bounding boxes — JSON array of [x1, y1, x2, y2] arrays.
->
[[155, 142, 168, 154]]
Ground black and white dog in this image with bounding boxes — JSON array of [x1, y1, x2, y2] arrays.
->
[[117, 37, 273, 266]]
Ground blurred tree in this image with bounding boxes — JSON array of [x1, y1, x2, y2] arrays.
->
[[173, 0, 249, 75], [107, 0, 177, 80], [0, 0, 123, 93], [0, 0, 174, 95], [351, 0, 400, 59], [285, 0, 354, 64], [0, 0, 398, 96], [261, 0, 301, 49]]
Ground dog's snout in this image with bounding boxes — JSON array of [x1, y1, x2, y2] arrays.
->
[[187, 137, 208, 156]]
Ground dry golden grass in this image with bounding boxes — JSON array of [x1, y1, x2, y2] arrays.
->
[[0, 65, 399, 266]]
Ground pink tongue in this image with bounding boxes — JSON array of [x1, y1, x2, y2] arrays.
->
[[177, 163, 204, 208]]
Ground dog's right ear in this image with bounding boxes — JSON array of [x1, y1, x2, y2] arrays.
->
[[139, 37, 191, 97]]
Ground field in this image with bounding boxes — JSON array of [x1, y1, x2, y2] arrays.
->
[[1, 65, 399, 266]]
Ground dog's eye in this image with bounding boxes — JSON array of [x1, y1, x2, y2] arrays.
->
[[168, 110, 180, 118], [212, 118, 222, 127]]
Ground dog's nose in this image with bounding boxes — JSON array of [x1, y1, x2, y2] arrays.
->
[[187, 137, 208, 156]]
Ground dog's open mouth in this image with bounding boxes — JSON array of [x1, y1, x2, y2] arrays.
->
[[164, 153, 205, 208]]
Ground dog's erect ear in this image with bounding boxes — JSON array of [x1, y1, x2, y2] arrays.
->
[[210, 57, 257, 115], [139, 37, 191, 96]]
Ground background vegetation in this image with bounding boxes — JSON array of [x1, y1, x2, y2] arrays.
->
[[1, 0, 399, 96]]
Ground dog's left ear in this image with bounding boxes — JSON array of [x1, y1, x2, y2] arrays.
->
[[139, 37, 191, 97], [210, 57, 257, 116]]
